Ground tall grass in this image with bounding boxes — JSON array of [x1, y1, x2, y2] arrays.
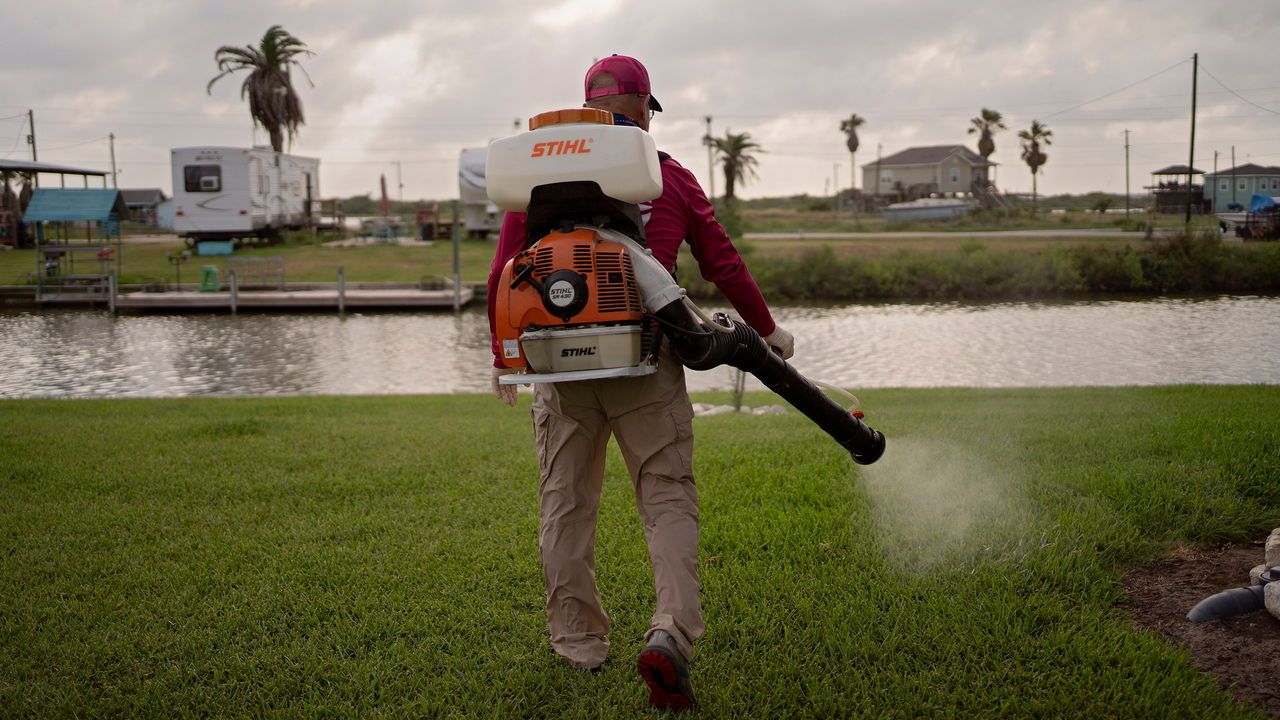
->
[[688, 232, 1280, 301]]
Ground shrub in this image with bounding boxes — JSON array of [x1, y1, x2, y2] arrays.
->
[[683, 235, 1280, 302]]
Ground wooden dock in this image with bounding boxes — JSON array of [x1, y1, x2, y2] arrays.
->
[[115, 286, 474, 312]]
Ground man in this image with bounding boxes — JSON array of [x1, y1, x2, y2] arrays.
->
[[486, 54, 793, 711]]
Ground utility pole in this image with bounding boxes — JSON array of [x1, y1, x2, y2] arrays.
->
[[1185, 52, 1198, 225], [395, 161, 403, 203], [1123, 129, 1130, 218], [875, 143, 883, 203], [108, 133, 118, 189], [513, 118, 521, 134], [832, 163, 839, 216], [27, 109, 38, 188], [1231, 145, 1237, 207], [703, 116, 715, 202], [1212, 150, 1218, 213]]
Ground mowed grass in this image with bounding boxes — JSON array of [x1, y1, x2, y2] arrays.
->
[[1, 387, 1277, 718]]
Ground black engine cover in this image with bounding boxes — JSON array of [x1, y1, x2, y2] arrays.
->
[[541, 269, 589, 321]]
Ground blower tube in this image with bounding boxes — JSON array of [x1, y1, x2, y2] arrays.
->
[[593, 225, 886, 465], [654, 301, 886, 465]]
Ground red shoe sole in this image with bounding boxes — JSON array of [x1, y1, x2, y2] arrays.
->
[[636, 648, 694, 711]]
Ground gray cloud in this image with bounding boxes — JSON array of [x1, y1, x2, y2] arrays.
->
[[3, 0, 1277, 199]]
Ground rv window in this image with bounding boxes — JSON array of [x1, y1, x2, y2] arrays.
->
[[184, 165, 222, 193]]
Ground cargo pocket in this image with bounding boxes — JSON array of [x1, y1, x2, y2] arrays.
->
[[619, 401, 694, 483], [671, 402, 694, 478], [533, 407, 552, 477], [533, 406, 579, 479]]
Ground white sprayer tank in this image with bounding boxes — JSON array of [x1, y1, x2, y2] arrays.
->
[[485, 109, 662, 212]]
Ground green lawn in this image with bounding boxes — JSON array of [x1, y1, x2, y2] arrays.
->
[[1, 387, 1276, 717]]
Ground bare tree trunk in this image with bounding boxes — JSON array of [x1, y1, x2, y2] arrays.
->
[[1031, 170, 1038, 216], [269, 126, 284, 153], [723, 166, 735, 202]]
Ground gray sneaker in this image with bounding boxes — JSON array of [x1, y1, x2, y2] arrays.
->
[[636, 630, 695, 711]]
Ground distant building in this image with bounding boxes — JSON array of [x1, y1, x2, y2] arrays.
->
[[1146, 165, 1209, 215], [862, 145, 994, 200], [119, 188, 167, 225], [1202, 164, 1280, 213]]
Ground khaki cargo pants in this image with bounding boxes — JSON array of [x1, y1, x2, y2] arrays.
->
[[531, 352, 702, 669]]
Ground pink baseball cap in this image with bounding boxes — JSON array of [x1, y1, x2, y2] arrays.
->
[[584, 54, 663, 113]]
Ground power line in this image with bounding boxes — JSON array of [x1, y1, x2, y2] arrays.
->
[[1198, 61, 1280, 116], [36, 135, 108, 151], [1044, 57, 1191, 119], [0, 116, 28, 157]]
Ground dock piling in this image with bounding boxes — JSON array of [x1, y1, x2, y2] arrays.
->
[[338, 267, 345, 314], [451, 200, 461, 313], [229, 270, 238, 314]]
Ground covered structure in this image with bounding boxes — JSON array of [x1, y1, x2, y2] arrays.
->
[[0, 159, 110, 248], [1146, 165, 1210, 215], [22, 188, 126, 304]]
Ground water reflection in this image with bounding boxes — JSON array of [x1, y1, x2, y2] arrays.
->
[[1, 296, 1277, 398]]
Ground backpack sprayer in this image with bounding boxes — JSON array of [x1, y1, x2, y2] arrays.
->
[[487, 108, 885, 465]]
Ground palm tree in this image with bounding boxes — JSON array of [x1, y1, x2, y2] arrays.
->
[[1018, 120, 1053, 215], [968, 108, 1006, 160], [839, 114, 865, 205], [207, 25, 314, 152], [710, 131, 763, 203]]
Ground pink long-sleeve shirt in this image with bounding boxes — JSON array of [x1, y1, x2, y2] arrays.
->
[[487, 155, 776, 368]]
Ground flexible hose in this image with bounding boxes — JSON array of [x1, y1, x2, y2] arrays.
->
[[814, 380, 861, 413], [682, 297, 736, 333]]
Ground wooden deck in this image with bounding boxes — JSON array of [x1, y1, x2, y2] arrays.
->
[[115, 286, 474, 312]]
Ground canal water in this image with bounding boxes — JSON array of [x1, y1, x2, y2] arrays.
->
[[1, 296, 1277, 398]]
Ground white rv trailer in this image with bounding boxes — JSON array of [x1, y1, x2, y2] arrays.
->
[[459, 147, 501, 238], [170, 146, 320, 243]]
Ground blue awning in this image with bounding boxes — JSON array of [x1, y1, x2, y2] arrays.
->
[[23, 188, 127, 223]]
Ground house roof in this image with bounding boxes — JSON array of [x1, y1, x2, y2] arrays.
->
[[0, 159, 109, 176], [1204, 163, 1280, 178], [1150, 165, 1204, 175], [864, 145, 993, 168], [120, 188, 166, 205], [23, 189, 127, 223]]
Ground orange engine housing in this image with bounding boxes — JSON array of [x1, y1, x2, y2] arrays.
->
[[494, 228, 645, 369]]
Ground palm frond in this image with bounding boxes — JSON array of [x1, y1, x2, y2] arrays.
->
[[206, 25, 313, 150]]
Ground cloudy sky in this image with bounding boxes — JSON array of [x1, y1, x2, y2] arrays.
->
[[3, 0, 1277, 201]]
